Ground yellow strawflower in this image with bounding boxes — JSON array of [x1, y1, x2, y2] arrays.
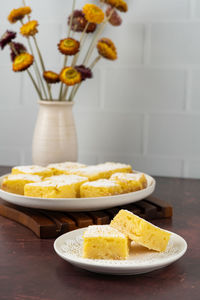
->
[[20, 20, 39, 37], [83, 4, 104, 24], [13, 53, 34, 72], [60, 67, 81, 86], [8, 6, 32, 23]]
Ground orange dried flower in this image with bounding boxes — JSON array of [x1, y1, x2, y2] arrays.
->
[[20, 20, 39, 37], [13, 52, 34, 72], [97, 38, 117, 60], [83, 4, 104, 24], [43, 71, 60, 84], [101, 0, 128, 13], [60, 67, 81, 86], [8, 6, 32, 23], [58, 38, 80, 55]]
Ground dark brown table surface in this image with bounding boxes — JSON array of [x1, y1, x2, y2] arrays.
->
[[0, 166, 199, 300]]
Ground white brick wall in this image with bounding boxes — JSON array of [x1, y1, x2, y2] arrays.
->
[[0, 0, 200, 178]]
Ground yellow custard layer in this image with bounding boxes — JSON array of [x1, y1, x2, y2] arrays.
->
[[48, 162, 86, 175], [1, 174, 42, 195], [44, 174, 88, 197], [12, 165, 53, 178], [80, 179, 122, 198], [24, 175, 88, 198], [110, 210, 171, 252], [83, 225, 129, 260], [69, 162, 132, 181], [110, 172, 147, 193]]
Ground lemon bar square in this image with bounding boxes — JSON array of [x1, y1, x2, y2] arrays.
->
[[68, 165, 107, 181], [83, 225, 129, 260], [100, 162, 132, 176], [48, 162, 86, 175], [110, 210, 171, 252], [1, 174, 42, 195], [69, 162, 132, 181], [24, 174, 88, 198], [44, 174, 88, 197], [110, 172, 147, 193], [80, 179, 122, 198], [12, 165, 53, 178]]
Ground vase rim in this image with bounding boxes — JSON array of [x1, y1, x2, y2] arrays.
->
[[38, 100, 74, 106]]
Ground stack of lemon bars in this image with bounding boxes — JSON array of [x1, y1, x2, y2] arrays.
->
[[1, 162, 148, 198], [82, 210, 171, 260]]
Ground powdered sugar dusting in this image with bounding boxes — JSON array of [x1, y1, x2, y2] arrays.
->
[[5, 174, 41, 182], [45, 175, 88, 183], [68, 162, 132, 177], [111, 173, 144, 181], [27, 175, 88, 188], [48, 162, 86, 170], [13, 165, 49, 173], [83, 225, 126, 238], [60, 232, 183, 266], [82, 179, 120, 188]]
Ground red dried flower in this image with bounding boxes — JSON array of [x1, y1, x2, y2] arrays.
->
[[0, 31, 16, 50], [10, 42, 27, 61], [106, 6, 122, 26], [68, 10, 96, 33], [75, 65, 93, 81]]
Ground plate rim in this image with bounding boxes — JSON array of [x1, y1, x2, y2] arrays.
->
[[0, 171, 155, 202], [0, 172, 156, 211], [53, 227, 188, 271]]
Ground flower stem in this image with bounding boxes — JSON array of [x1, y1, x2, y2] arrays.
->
[[32, 36, 52, 100], [71, 22, 89, 68], [58, 0, 76, 101], [27, 37, 48, 99], [10, 42, 42, 99], [69, 55, 102, 102], [82, 24, 104, 66], [89, 55, 101, 69], [59, 56, 68, 101], [22, 0, 30, 21], [68, 84, 79, 102], [67, 0, 76, 37], [27, 69, 43, 99], [62, 83, 69, 100], [20, 19, 44, 98]]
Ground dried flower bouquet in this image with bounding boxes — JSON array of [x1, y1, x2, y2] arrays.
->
[[0, 0, 128, 102]]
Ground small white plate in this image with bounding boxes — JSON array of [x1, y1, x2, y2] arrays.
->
[[54, 228, 187, 275], [0, 172, 155, 212]]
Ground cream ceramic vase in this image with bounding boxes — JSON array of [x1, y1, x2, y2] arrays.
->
[[32, 100, 77, 166]]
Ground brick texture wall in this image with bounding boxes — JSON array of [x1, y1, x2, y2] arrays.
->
[[0, 0, 200, 178]]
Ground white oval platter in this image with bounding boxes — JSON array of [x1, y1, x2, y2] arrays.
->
[[0, 172, 155, 212], [54, 227, 187, 275]]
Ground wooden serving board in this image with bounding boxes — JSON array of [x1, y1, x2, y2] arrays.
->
[[0, 196, 173, 239]]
